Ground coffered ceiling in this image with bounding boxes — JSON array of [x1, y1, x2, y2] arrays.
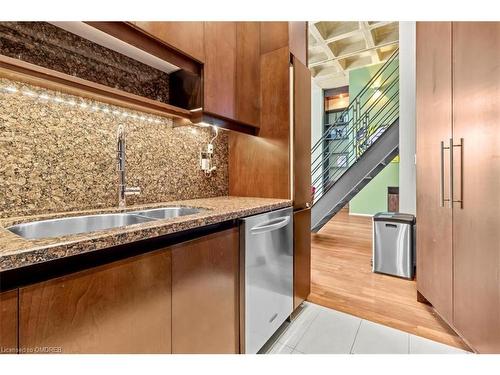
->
[[309, 21, 399, 89]]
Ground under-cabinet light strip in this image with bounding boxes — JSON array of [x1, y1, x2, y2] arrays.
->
[[1, 83, 166, 125]]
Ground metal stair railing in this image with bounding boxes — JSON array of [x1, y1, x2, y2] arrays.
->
[[311, 49, 399, 205]]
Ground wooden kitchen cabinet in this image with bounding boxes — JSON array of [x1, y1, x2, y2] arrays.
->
[[19, 249, 172, 354], [128, 22, 262, 129], [452, 22, 500, 354], [203, 22, 261, 128], [13, 226, 241, 354], [229, 30, 311, 205], [130, 21, 205, 62], [203, 22, 237, 120], [293, 209, 311, 309], [235, 22, 261, 126], [416, 22, 454, 323], [416, 22, 500, 353], [229, 46, 291, 198], [171, 228, 239, 354], [260, 22, 308, 66], [0, 290, 18, 354]]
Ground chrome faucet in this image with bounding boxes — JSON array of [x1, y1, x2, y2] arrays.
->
[[117, 124, 140, 208]]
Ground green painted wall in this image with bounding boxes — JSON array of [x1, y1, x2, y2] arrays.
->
[[348, 60, 399, 215], [349, 158, 399, 215]]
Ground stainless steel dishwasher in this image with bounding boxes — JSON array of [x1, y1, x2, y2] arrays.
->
[[240, 207, 293, 354]]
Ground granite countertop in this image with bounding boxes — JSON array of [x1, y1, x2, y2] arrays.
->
[[0, 196, 292, 272]]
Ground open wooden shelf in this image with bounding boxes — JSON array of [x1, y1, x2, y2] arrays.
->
[[0, 54, 192, 120]]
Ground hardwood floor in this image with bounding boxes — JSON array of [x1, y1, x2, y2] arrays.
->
[[308, 209, 469, 350]]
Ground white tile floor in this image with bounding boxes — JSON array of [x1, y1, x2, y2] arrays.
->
[[263, 302, 470, 354]]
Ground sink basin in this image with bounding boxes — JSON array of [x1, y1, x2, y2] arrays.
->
[[130, 206, 204, 220], [7, 213, 156, 240]]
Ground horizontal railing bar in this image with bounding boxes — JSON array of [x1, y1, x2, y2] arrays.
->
[[312, 101, 399, 191], [315, 107, 400, 191], [311, 49, 399, 154], [311, 69, 399, 161], [310, 78, 399, 173]]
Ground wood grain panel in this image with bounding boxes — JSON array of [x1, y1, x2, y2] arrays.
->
[[452, 22, 500, 353], [309, 210, 469, 350], [0, 290, 18, 354], [415, 22, 454, 322], [235, 22, 261, 127], [130, 21, 205, 62], [289, 22, 308, 66], [229, 47, 291, 199], [19, 249, 171, 354], [171, 228, 239, 354], [293, 56, 312, 209], [260, 22, 289, 55], [88, 22, 201, 74], [294, 209, 311, 309], [203, 22, 237, 119]]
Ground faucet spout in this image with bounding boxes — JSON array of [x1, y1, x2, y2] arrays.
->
[[117, 124, 140, 208]]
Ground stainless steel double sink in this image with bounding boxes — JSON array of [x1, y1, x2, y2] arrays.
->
[[6, 207, 205, 240]]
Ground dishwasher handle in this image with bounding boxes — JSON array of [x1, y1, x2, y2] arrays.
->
[[250, 216, 290, 234]]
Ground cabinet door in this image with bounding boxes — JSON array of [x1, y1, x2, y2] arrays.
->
[[235, 22, 261, 127], [131, 21, 205, 62], [415, 22, 454, 322], [203, 22, 237, 119], [19, 250, 172, 354], [452, 22, 500, 353], [294, 208, 311, 309], [172, 228, 239, 354], [293, 56, 312, 209], [0, 290, 18, 354]]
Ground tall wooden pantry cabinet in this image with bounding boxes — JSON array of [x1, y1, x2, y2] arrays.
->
[[416, 22, 500, 353]]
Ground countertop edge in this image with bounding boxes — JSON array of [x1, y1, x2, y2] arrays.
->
[[0, 198, 292, 273]]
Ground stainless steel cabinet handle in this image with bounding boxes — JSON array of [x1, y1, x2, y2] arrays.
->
[[452, 138, 464, 209], [440, 140, 452, 207], [440, 141, 446, 207], [449, 138, 454, 209], [250, 217, 290, 234]]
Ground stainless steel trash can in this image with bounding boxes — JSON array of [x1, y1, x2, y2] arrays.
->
[[373, 212, 416, 279]]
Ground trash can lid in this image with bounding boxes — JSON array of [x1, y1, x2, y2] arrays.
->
[[373, 212, 416, 224]]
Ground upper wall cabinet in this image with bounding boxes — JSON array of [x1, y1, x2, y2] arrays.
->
[[260, 22, 308, 66], [202, 22, 261, 128], [131, 21, 261, 131], [130, 22, 205, 62], [235, 22, 261, 127], [203, 22, 237, 120]]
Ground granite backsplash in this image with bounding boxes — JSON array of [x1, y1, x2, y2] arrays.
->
[[0, 77, 228, 218]]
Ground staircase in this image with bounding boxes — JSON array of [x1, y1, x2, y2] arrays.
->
[[311, 50, 399, 232]]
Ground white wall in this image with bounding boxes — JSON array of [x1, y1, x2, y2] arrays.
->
[[311, 79, 324, 191], [398, 22, 417, 215]]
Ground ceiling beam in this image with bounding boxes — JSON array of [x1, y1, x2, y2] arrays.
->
[[308, 22, 346, 79], [359, 21, 380, 64], [308, 21, 399, 89], [309, 40, 398, 68]]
